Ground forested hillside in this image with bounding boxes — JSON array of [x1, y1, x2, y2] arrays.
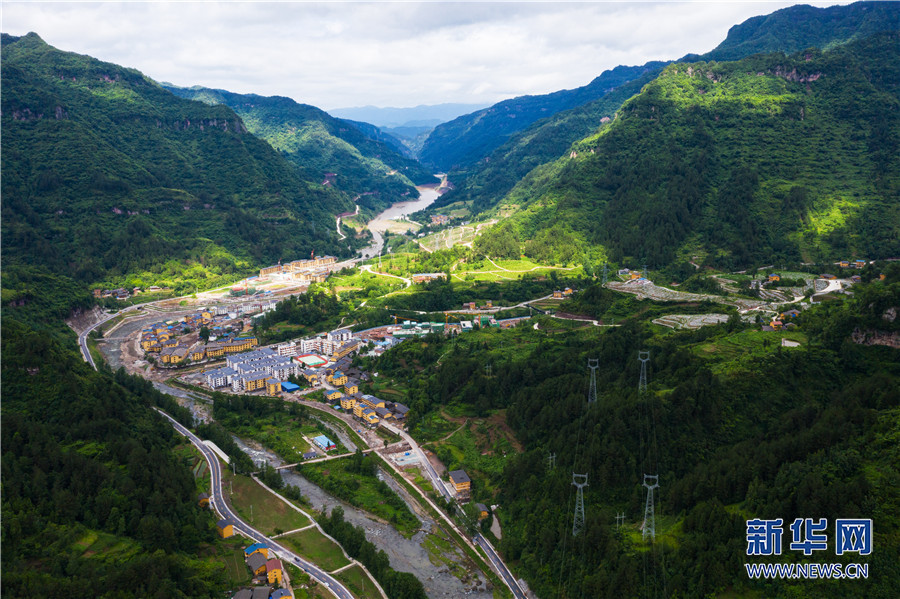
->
[[371, 270, 900, 598], [1, 266, 224, 597], [418, 62, 666, 172], [481, 34, 900, 269], [1, 33, 347, 285], [697, 0, 900, 61], [163, 85, 438, 216], [430, 1, 900, 223]]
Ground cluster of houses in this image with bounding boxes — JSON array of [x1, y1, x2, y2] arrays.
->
[[431, 214, 450, 226], [552, 287, 575, 299], [141, 310, 261, 365], [299, 354, 410, 428], [839, 259, 868, 269], [222, 540, 291, 599], [93, 285, 171, 300], [280, 328, 362, 360], [447, 469, 490, 519], [258, 255, 338, 284], [205, 347, 300, 394], [762, 309, 801, 332]]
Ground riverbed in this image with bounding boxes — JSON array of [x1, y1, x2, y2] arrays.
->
[[232, 438, 491, 598], [360, 182, 443, 259]]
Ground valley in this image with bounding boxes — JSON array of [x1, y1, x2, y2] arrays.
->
[[2, 4, 899, 599]]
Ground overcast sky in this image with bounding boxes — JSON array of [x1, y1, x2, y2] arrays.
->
[[3, 1, 846, 110]]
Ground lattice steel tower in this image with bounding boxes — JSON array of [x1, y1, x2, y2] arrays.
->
[[638, 351, 650, 395], [642, 474, 659, 542], [572, 473, 588, 537], [588, 359, 599, 404], [602, 262, 608, 285]]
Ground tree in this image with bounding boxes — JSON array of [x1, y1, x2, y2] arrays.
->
[[199, 326, 210, 343]]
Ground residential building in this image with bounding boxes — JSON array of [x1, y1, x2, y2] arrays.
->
[[475, 503, 489, 520], [266, 559, 283, 584], [266, 378, 281, 396], [198, 493, 210, 508], [244, 543, 269, 560], [247, 552, 267, 576], [217, 518, 235, 538], [449, 470, 471, 501], [326, 389, 343, 402]]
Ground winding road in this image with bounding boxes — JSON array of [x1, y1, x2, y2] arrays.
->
[[154, 408, 355, 599]]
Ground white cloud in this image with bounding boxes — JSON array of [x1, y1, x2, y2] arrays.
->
[[2, 1, 848, 109]]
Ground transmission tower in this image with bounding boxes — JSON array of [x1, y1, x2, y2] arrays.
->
[[638, 351, 650, 395], [587, 359, 599, 404], [602, 262, 608, 285], [547, 453, 556, 470], [643, 263, 648, 279], [616, 512, 625, 530], [642, 474, 659, 542], [572, 473, 588, 537]]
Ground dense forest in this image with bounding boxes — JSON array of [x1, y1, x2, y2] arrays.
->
[[427, 2, 900, 237], [369, 269, 900, 598], [475, 33, 899, 270], [1, 33, 348, 286], [1, 267, 225, 597], [164, 85, 438, 217]]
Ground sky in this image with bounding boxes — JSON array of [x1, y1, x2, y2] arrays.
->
[[2, 1, 847, 111]]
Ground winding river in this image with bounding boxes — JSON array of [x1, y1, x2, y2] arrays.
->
[[360, 180, 444, 259]]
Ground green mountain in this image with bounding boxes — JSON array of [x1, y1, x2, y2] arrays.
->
[[418, 62, 667, 172], [698, 0, 900, 61], [1, 265, 227, 597], [1, 33, 348, 286], [481, 33, 900, 269], [431, 1, 900, 223], [162, 85, 438, 215]]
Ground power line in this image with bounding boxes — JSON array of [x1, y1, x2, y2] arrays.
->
[[587, 359, 599, 404]]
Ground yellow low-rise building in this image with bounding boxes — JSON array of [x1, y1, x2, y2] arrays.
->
[[340, 396, 357, 411], [326, 389, 343, 401], [344, 382, 358, 395], [266, 379, 281, 396]]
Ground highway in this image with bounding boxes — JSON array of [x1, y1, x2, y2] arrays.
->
[[474, 534, 527, 599], [154, 408, 354, 599]]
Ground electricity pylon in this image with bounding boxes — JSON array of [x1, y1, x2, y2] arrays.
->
[[642, 474, 659, 542], [572, 473, 588, 537]]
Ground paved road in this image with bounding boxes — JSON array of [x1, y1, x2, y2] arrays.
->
[[379, 422, 527, 598], [474, 534, 527, 599], [154, 408, 354, 599]]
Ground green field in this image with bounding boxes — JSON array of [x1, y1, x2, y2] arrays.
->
[[227, 473, 311, 535], [692, 328, 808, 375], [334, 564, 380, 598], [280, 527, 350, 572]]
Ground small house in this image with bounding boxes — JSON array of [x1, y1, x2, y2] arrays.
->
[[271, 590, 293, 599], [197, 492, 210, 508], [247, 552, 267, 576], [217, 518, 234, 538], [475, 503, 489, 520], [243, 543, 269, 560], [266, 558, 283, 584], [767, 273, 781, 282], [312, 435, 336, 451], [325, 389, 343, 401], [450, 470, 471, 501]]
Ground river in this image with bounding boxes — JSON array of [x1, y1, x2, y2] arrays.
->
[[360, 181, 443, 259], [232, 437, 491, 598]]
